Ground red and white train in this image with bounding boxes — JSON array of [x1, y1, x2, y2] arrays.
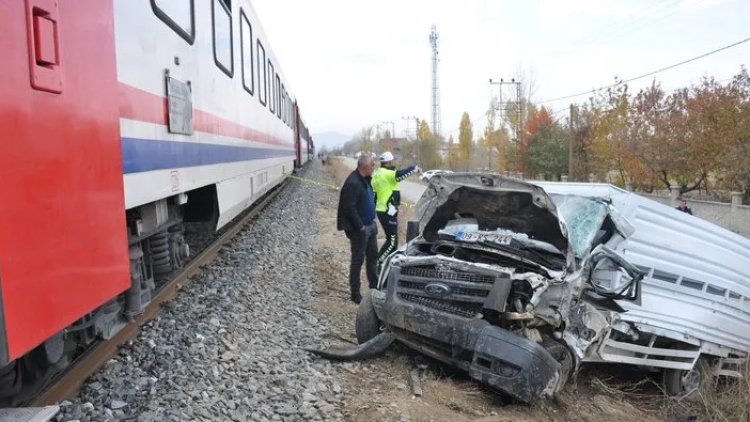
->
[[0, 0, 312, 399]]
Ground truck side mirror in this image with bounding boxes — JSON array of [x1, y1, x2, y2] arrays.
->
[[588, 246, 644, 302]]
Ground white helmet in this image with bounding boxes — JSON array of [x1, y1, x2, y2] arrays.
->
[[378, 151, 395, 163]]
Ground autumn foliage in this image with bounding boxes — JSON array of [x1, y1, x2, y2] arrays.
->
[[583, 68, 750, 196]]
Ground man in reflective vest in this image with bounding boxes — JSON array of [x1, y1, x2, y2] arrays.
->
[[371, 151, 421, 265]]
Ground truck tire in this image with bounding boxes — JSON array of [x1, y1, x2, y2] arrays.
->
[[542, 339, 574, 392], [355, 293, 381, 344], [663, 358, 713, 399], [406, 221, 420, 243]]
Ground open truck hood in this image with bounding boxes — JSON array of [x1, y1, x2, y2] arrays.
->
[[415, 173, 570, 257]]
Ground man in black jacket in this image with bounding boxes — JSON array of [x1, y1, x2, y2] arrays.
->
[[337, 155, 378, 303], [676, 198, 693, 215]]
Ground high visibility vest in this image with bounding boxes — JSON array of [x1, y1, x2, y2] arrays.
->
[[371, 167, 400, 213]]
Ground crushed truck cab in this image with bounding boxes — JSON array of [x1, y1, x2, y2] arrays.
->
[[366, 173, 749, 403]]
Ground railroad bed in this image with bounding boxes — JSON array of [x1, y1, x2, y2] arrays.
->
[[54, 164, 345, 422]]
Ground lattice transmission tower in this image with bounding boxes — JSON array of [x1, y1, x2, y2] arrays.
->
[[429, 25, 442, 138]]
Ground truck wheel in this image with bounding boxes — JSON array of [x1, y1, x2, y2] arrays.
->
[[355, 293, 381, 344], [542, 339, 574, 391], [663, 358, 712, 399]]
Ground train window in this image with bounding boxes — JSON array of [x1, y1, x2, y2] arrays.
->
[[275, 74, 281, 119], [257, 41, 267, 106], [239, 10, 254, 95], [268, 61, 276, 114], [151, 0, 195, 44], [212, 0, 233, 78]]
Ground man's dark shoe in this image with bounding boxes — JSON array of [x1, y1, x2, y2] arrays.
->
[[351, 293, 362, 304]]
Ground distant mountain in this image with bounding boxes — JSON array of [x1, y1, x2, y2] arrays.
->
[[312, 131, 351, 150]]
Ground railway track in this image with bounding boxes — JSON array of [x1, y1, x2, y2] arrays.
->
[[29, 180, 289, 407]]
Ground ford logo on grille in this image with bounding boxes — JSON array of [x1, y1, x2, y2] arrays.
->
[[424, 282, 451, 297]]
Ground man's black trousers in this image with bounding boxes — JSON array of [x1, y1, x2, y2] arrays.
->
[[347, 222, 379, 297], [377, 212, 398, 263]]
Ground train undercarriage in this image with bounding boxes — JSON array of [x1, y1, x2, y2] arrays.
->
[[0, 188, 219, 405]]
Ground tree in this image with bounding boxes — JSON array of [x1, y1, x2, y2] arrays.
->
[[570, 70, 750, 194], [725, 68, 750, 202], [494, 97, 538, 173], [447, 135, 460, 170], [458, 112, 473, 171], [525, 119, 568, 179], [479, 98, 510, 171], [628, 83, 689, 191], [682, 77, 741, 193], [417, 120, 442, 169], [521, 106, 554, 175], [568, 104, 595, 182]]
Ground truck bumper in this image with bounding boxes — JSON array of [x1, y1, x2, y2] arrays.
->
[[372, 290, 561, 403]]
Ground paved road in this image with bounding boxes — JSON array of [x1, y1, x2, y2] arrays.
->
[[341, 157, 427, 204]]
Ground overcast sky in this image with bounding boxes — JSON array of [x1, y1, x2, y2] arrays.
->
[[252, 0, 749, 142]]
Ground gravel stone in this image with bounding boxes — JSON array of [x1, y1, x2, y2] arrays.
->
[[55, 164, 347, 421], [110, 400, 128, 410]]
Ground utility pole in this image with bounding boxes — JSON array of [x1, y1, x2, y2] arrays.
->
[[381, 120, 395, 140], [569, 104, 577, 181], [489, 78, 522, 171]]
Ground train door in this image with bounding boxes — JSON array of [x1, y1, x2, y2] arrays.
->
[[0, 0, 130, 365]]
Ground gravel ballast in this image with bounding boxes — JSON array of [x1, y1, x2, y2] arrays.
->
[[56, 164, 345, 422]]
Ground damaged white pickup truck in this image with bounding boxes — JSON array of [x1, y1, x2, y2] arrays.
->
[[345, 173, 750, 403]]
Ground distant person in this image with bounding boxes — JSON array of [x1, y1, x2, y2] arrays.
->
[[371, 152, 421, 266], [337, 155, 378, 304], [676, 198, 693, 215]]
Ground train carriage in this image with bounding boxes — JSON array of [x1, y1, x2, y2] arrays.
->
[[0, 0, 310, 400]]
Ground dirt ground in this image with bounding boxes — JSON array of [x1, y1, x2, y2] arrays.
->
[[308, 159, 741, 422]]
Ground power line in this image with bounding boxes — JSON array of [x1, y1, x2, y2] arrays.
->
[[446, 37, 748, 137], [538, 35, 750, 105], [573, 0, 678, 48], [581, 0, 690, 50], [550, 0, 680, 60]]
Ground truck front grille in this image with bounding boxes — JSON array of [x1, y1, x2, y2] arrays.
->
[[398, 293, 483, 318], [401, 266, 495, 284], [395, 264, 506, 318]]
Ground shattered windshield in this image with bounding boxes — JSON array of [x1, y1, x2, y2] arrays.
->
[[550, 195, 608, 258]]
